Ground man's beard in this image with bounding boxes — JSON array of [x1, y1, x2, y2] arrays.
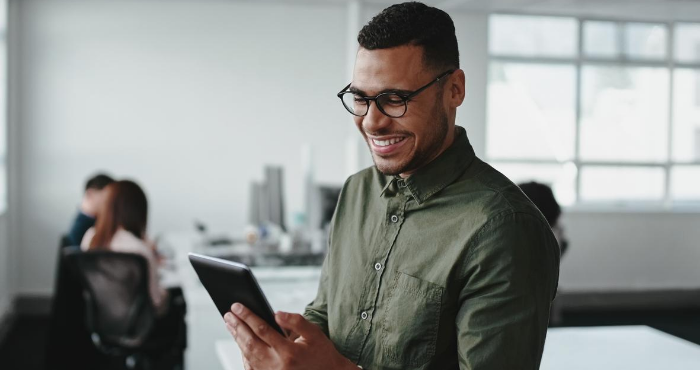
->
[[371, 95, 450, 176]]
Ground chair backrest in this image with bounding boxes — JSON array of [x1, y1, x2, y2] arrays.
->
[[59, 234, 72, 249], [65, 249, 156, 349], [46, 242, 102, 368]]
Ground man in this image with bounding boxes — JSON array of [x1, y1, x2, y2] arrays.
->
[[223, 2, 560, 369], [65, 173, 115, 246]]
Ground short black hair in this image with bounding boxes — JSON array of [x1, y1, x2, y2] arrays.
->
[[358, 2, 459, 72], [518, 182, 561, 227], [85, 173, 115, 191]]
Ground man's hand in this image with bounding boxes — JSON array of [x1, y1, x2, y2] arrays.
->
[[224, 303, 357, 370]]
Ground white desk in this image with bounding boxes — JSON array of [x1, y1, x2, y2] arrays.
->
[[216, 326, 700, 370], [162, 232, 322, 370], [541, 326, 700, 369]]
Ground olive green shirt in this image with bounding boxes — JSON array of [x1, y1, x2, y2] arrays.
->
[[304, 126, 560, 370]]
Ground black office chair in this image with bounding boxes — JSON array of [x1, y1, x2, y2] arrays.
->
[[64, 249, 185, 370], [45, 237, 103, 369]]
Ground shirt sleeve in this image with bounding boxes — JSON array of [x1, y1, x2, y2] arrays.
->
[[141, 241, 169, 316], [303, 250, 331, 337], [456, 212, 560, 370], [68, 211, 96, 247]]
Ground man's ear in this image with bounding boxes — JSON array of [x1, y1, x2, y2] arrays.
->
[[447, 69, 466, 108]]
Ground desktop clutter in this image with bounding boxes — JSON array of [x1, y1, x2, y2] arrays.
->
[[194, 165, 341, 267]]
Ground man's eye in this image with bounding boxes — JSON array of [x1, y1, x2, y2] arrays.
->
[[354, 97, 368, 105], [382, 96, 404, 106]]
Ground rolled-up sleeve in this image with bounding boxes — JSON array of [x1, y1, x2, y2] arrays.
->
[[456, 212, 560, 369]]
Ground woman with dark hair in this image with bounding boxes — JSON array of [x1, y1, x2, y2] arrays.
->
[[80, 180, 169, 315]]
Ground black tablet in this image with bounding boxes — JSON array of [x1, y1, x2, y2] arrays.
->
[[188, 252, 284, 335]]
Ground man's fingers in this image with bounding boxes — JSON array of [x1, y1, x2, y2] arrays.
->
[[275, 312, 321, 339], [288, 331, 302, 342], [243, 357, 253, 370], [231, 303, 289, 349], [224, 312, 268, 362]]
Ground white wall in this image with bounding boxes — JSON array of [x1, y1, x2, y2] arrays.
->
[[10, 0, 700, 297], [14, 0, 351, 295], [561, 211, 700, 291]]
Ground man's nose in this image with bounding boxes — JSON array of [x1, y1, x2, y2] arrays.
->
[[362, 101, 391, 133]]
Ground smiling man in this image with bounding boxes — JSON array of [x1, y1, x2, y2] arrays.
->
[[223, 2, 560, 369]]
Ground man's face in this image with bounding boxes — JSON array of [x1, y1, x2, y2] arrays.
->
[[84, 188, 110, 216], [351, 45, 455, 177]]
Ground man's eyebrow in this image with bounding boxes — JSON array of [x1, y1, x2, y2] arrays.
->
[[348, 86, 413, 96], [348, 86, 367, 95]]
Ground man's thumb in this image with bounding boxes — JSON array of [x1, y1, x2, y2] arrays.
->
[[275, 312, 318, 339]]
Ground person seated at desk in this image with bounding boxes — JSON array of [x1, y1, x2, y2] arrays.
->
[[66, 173, 115, 247], [80, 179, 169, 315], [518, 181, 569, 256]]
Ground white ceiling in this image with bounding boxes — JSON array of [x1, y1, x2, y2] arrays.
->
[[234, 0, 700, 22], [433, 0, 700, 22]]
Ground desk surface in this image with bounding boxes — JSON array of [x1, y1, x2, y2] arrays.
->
[[541, 326, 700, 369], [215, 326, 700, 370]]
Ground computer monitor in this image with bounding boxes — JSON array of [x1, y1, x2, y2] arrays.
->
[[248, 166, 286, 232], [312, 185, 342, 230]]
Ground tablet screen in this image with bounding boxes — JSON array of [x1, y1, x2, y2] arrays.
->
[[189, 253, 284, 335]]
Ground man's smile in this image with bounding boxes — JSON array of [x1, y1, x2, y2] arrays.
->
[[367, 134, 410, 155]]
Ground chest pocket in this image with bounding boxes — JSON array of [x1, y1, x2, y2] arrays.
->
[[378, 271, 444, 368]]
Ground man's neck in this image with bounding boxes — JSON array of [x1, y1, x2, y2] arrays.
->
[[399, 126, 457, 178]]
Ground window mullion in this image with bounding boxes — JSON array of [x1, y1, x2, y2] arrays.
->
[[665, 21, 676, 207]]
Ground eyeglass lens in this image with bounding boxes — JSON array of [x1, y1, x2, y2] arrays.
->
[[340, 93, 407, 118]]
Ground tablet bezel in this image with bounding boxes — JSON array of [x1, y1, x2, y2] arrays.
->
[[188, 252, 285, 335]]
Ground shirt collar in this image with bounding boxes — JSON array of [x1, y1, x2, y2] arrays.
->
[[380, 126, 475, 204]]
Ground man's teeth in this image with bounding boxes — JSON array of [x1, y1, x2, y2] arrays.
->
[[372, 137, 405, 147]]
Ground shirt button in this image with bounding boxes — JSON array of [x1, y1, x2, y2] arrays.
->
[[374, 262, 382, 271], [397, 180, 406, 188], [361, 311, 368, 320], [390, 215, 399, 223]]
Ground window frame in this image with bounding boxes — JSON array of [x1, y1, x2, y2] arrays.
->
[[487, 13, 700, 209]]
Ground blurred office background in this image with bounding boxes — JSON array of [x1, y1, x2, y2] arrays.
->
[[1, 0, 700, 369]]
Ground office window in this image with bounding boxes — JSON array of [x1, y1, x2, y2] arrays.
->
[[674, 23, 700, 63], [488, 15, 700, 206], [580, 166, 665, 202], [672, 69, 700, 162], [623, 23, 667, 60], [671, 166, 700, 200], [489, 15, 578, 58], [583, 21, 619, 58], [580, 66, 669, 163], [487, 62, 576, 161]]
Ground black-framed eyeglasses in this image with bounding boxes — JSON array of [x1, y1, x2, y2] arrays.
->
[[337, 69, 455, 118]]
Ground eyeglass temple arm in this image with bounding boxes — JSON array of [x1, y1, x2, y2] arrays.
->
[[404, 69, 456, 100]]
